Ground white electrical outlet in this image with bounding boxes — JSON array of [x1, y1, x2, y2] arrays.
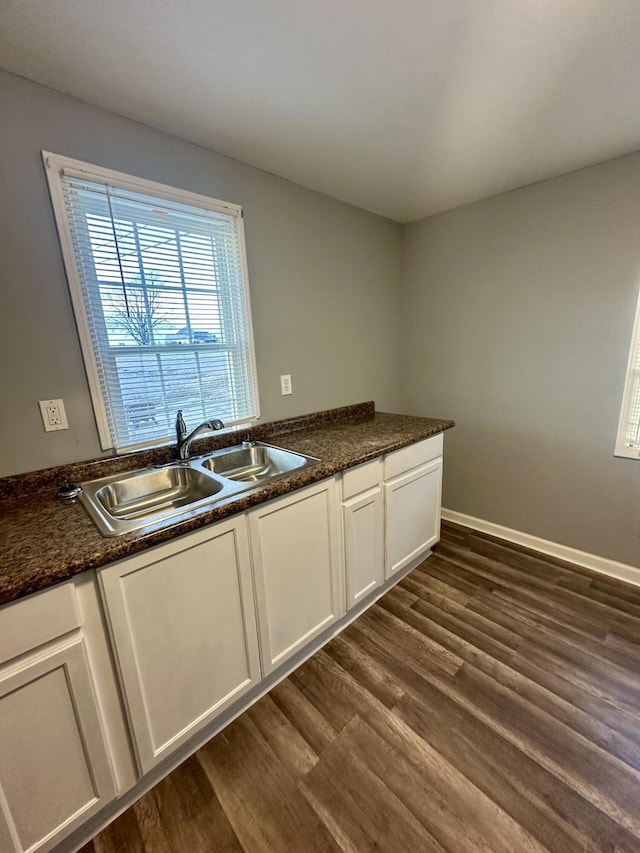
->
[[39, 399, 69, 432], [280, 374, 292, 395]]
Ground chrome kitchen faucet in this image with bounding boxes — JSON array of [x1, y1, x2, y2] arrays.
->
[[175, 410, 225, 460]]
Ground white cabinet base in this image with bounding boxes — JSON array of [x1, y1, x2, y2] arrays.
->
[[5, 432, 446, 852], [61, 547, 431, 853]]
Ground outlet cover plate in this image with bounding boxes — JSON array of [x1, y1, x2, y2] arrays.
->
[[39, 399, 69, 431], [280, 374, 292, 395]]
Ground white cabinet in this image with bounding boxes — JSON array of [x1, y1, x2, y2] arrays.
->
[[249, 478, 344, 674], [98, 516, 261, 774], [0, 580, 118, 853], [342, 459, 384, 609], [0, 430, 447, 851], [384, 435, 443, 578]]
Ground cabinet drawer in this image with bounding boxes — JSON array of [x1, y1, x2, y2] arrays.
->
[[0, 582, 80, 666], [342, 458, 381, 500], [384, 434, 443, 481]]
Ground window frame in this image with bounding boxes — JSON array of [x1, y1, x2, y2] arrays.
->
[[43, 151, 260, 452], [615, 285, 640, 460]]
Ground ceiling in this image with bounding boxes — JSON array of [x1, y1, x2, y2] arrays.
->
[[2, 1, 640, 223]]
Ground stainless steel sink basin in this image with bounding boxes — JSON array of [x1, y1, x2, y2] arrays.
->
[[79, 442, 321, 536], [80, 464, 240, 536], [198, 442, 320, 483]]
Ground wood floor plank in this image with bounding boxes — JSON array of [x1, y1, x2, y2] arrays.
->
[[474, 583, 611, 641], [245, 694, 318, 781], [415, 554, 499, 597], [470, 586, 640, 681], [439, 521, 471, 547], [434, 543, 628, 634], [321, 630, 406, 708], [381, 581, 419, 608], [378, 590, 518, 668], [356, 601, 463, 676], [606, 613, 640, 649], [516, 632, 640, 713], [300, 717, 447, 853], [435, 540, 559, 593], [340, 618, 458, 704], [130, 793, 174, 853], [409, 589, 524, 654], [196, 713, 340, 853], [452, 663, 640, 837], [288, 646, 385, 732], [605, 625, 640, 662], [343, 707, 548, 853], [309, 611, 638, 851], [505, 643, 640, 741], [394, 682, 639, 853], [560, 577, 640, 620], [465, 534, 592, 589], [471, 644, 640, 772], [400, 570, 471, 606], [267, 676, 338, 757], [85, 522, 640, 853], [591, 576, 640, 608], [420, 589, 640, 756], [138, 756, 242, 853], [91, 806, 146, 853]]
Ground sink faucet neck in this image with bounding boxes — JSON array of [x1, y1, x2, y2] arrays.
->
[[175, 410, 225, 460]]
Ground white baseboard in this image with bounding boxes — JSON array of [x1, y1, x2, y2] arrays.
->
[[441, 508, 640, 589]]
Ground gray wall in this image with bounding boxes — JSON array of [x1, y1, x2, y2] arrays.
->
[[402, 153, 640, 567], [4, 68, 640, 569], [0, 70, 403, 476]]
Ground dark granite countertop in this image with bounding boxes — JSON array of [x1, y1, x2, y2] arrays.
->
[[0, 403, 454, 606]]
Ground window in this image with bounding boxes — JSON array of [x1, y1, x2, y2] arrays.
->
[[615, 286, 640, 459], [44, 152, 259, 452]]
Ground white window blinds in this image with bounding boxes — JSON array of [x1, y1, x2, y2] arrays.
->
[[44, 152, 259, 452], [615, 286, 640, 459]]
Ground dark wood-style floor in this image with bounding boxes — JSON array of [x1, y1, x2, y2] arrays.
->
[[81, 523, 640, 853]]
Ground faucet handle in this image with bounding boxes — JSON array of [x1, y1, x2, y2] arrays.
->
[[176, 409, 187, 439], [241, 433, 256, 448]]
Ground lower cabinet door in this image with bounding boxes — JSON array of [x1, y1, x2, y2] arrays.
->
[[343, 488, 384, 608], [0, 639, 116, 853], [99, 517, 261, 774], [249, 479, 344, 674], [384, 457, 442, 578]]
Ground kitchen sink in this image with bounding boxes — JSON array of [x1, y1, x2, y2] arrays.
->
[[78, 442, 321, 536], [79, 464, 241, 536], [198, 442, 320, 483]]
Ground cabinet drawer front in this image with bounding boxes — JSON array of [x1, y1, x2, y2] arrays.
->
[[342, 458, 381, 500], [384, 434, 443, 481], [0, 582, 80, 666]]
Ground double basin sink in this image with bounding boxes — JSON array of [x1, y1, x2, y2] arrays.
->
[[79, 442, 321, 536]]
